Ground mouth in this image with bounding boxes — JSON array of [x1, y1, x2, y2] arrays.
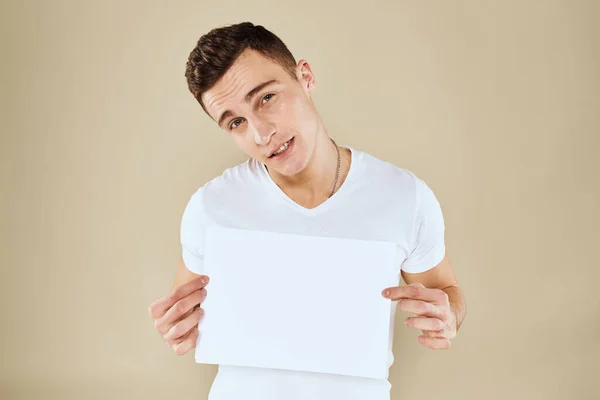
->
[[268, 137, 295, 159]]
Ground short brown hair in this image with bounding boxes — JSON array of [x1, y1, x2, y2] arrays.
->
[[185, 22, 298, 115]]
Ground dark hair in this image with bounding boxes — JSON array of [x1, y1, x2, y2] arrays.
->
[[185, 22, 298, 115]]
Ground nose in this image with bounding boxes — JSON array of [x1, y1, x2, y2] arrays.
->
[[251, 118, 276, 146]]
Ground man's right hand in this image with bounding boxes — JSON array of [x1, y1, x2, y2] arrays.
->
[[149, 275, 209, 355]]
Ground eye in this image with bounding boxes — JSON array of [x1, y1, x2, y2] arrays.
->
[[261, 93, 275, 105], [229, 118, 245, 130]]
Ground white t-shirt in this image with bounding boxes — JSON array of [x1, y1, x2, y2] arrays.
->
[[180, 146, 446, 400]]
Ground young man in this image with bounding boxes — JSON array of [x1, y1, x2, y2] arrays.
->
[[149, 22, 466, 400]]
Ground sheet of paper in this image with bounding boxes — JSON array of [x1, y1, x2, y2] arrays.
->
[[195, 225, 398, 379]]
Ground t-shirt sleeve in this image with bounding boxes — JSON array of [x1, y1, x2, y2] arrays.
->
[[401, 176, 446, 274], [180, 188, 207, 275]]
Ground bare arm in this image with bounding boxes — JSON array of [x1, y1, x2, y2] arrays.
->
[[173, 255, 202, 289], [383, 251, 467, 349], [401, 252, 466, 331], [148, 256, 208, 355]]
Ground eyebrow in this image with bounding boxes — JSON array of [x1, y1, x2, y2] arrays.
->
[[217, 79, 279, 128]]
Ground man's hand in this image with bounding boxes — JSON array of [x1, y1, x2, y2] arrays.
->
[[149, 275, 209, 355], [382, 282, 457, 350]]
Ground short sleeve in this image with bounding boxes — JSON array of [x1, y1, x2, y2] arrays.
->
[[401, 176, 446, 273], [180, 188, 207, 275]]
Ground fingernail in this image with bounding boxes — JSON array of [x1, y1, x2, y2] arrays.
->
[[202, 276, 209, 284], [382, 289, 389, 297]]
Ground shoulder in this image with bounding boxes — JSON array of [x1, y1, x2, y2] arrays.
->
[[204, 158, 261, 197], [187, 157, 259, 197], [182, 157, 261, 216], [350, 147, 442, 219], [352, 147, 422, 194]]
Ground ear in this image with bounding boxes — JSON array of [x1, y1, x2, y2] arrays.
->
[[296, 59, 316, 95]]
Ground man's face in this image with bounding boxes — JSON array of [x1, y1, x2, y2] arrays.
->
[[201, 49, 319, 177]]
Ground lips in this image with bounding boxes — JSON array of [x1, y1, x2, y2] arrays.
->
[[268, 137, 294, 158]]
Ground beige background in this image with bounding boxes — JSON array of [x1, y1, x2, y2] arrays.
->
[[1, 0, 599, 399]]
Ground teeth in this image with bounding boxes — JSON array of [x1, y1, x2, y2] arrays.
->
[[273, 140, 291, 156]]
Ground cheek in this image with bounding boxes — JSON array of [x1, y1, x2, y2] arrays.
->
[[230, 133, 255, 155], [277, 95, 315, 130]]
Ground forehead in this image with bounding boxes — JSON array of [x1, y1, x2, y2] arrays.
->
[[201, 50, 293, 118]]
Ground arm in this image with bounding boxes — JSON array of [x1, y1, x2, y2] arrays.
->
[[382, 175, 466, 349], [173, 255, 202, 289], [148, 256, 208, 356], [148, 188, 209, 355], [383, 251, 467, 349], [401, 252, 466, 331]]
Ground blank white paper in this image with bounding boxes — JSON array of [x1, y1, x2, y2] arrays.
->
[[195, 225, 398, 380]]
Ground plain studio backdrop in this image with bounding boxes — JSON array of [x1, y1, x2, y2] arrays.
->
[[1, 1, 599, 399]]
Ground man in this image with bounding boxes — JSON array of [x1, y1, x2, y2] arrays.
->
[[149, 22, 466, 399]]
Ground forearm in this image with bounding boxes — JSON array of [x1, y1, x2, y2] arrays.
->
[[442, 285, 466, 331]]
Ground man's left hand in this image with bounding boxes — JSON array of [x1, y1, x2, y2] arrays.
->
[[382, 282, 457, 350]]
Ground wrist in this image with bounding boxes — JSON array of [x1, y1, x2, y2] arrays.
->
[[442, 285, 464, 332]]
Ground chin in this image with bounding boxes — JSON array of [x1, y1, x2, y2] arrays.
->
[[267, 161, 302, 177], [267, 152, 308, 177]]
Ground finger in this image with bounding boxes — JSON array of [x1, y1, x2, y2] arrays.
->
[[172, 327, 200, 356], [417, 335, 451, 350], [405, 317, 445, 332], [155, 288, 207, 335], [164, 307, 204, 342], [398, 299, 443, 319], [382, 285, 449, 305], [423, 329, 445, 338], [149, 275, 209, 319]]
